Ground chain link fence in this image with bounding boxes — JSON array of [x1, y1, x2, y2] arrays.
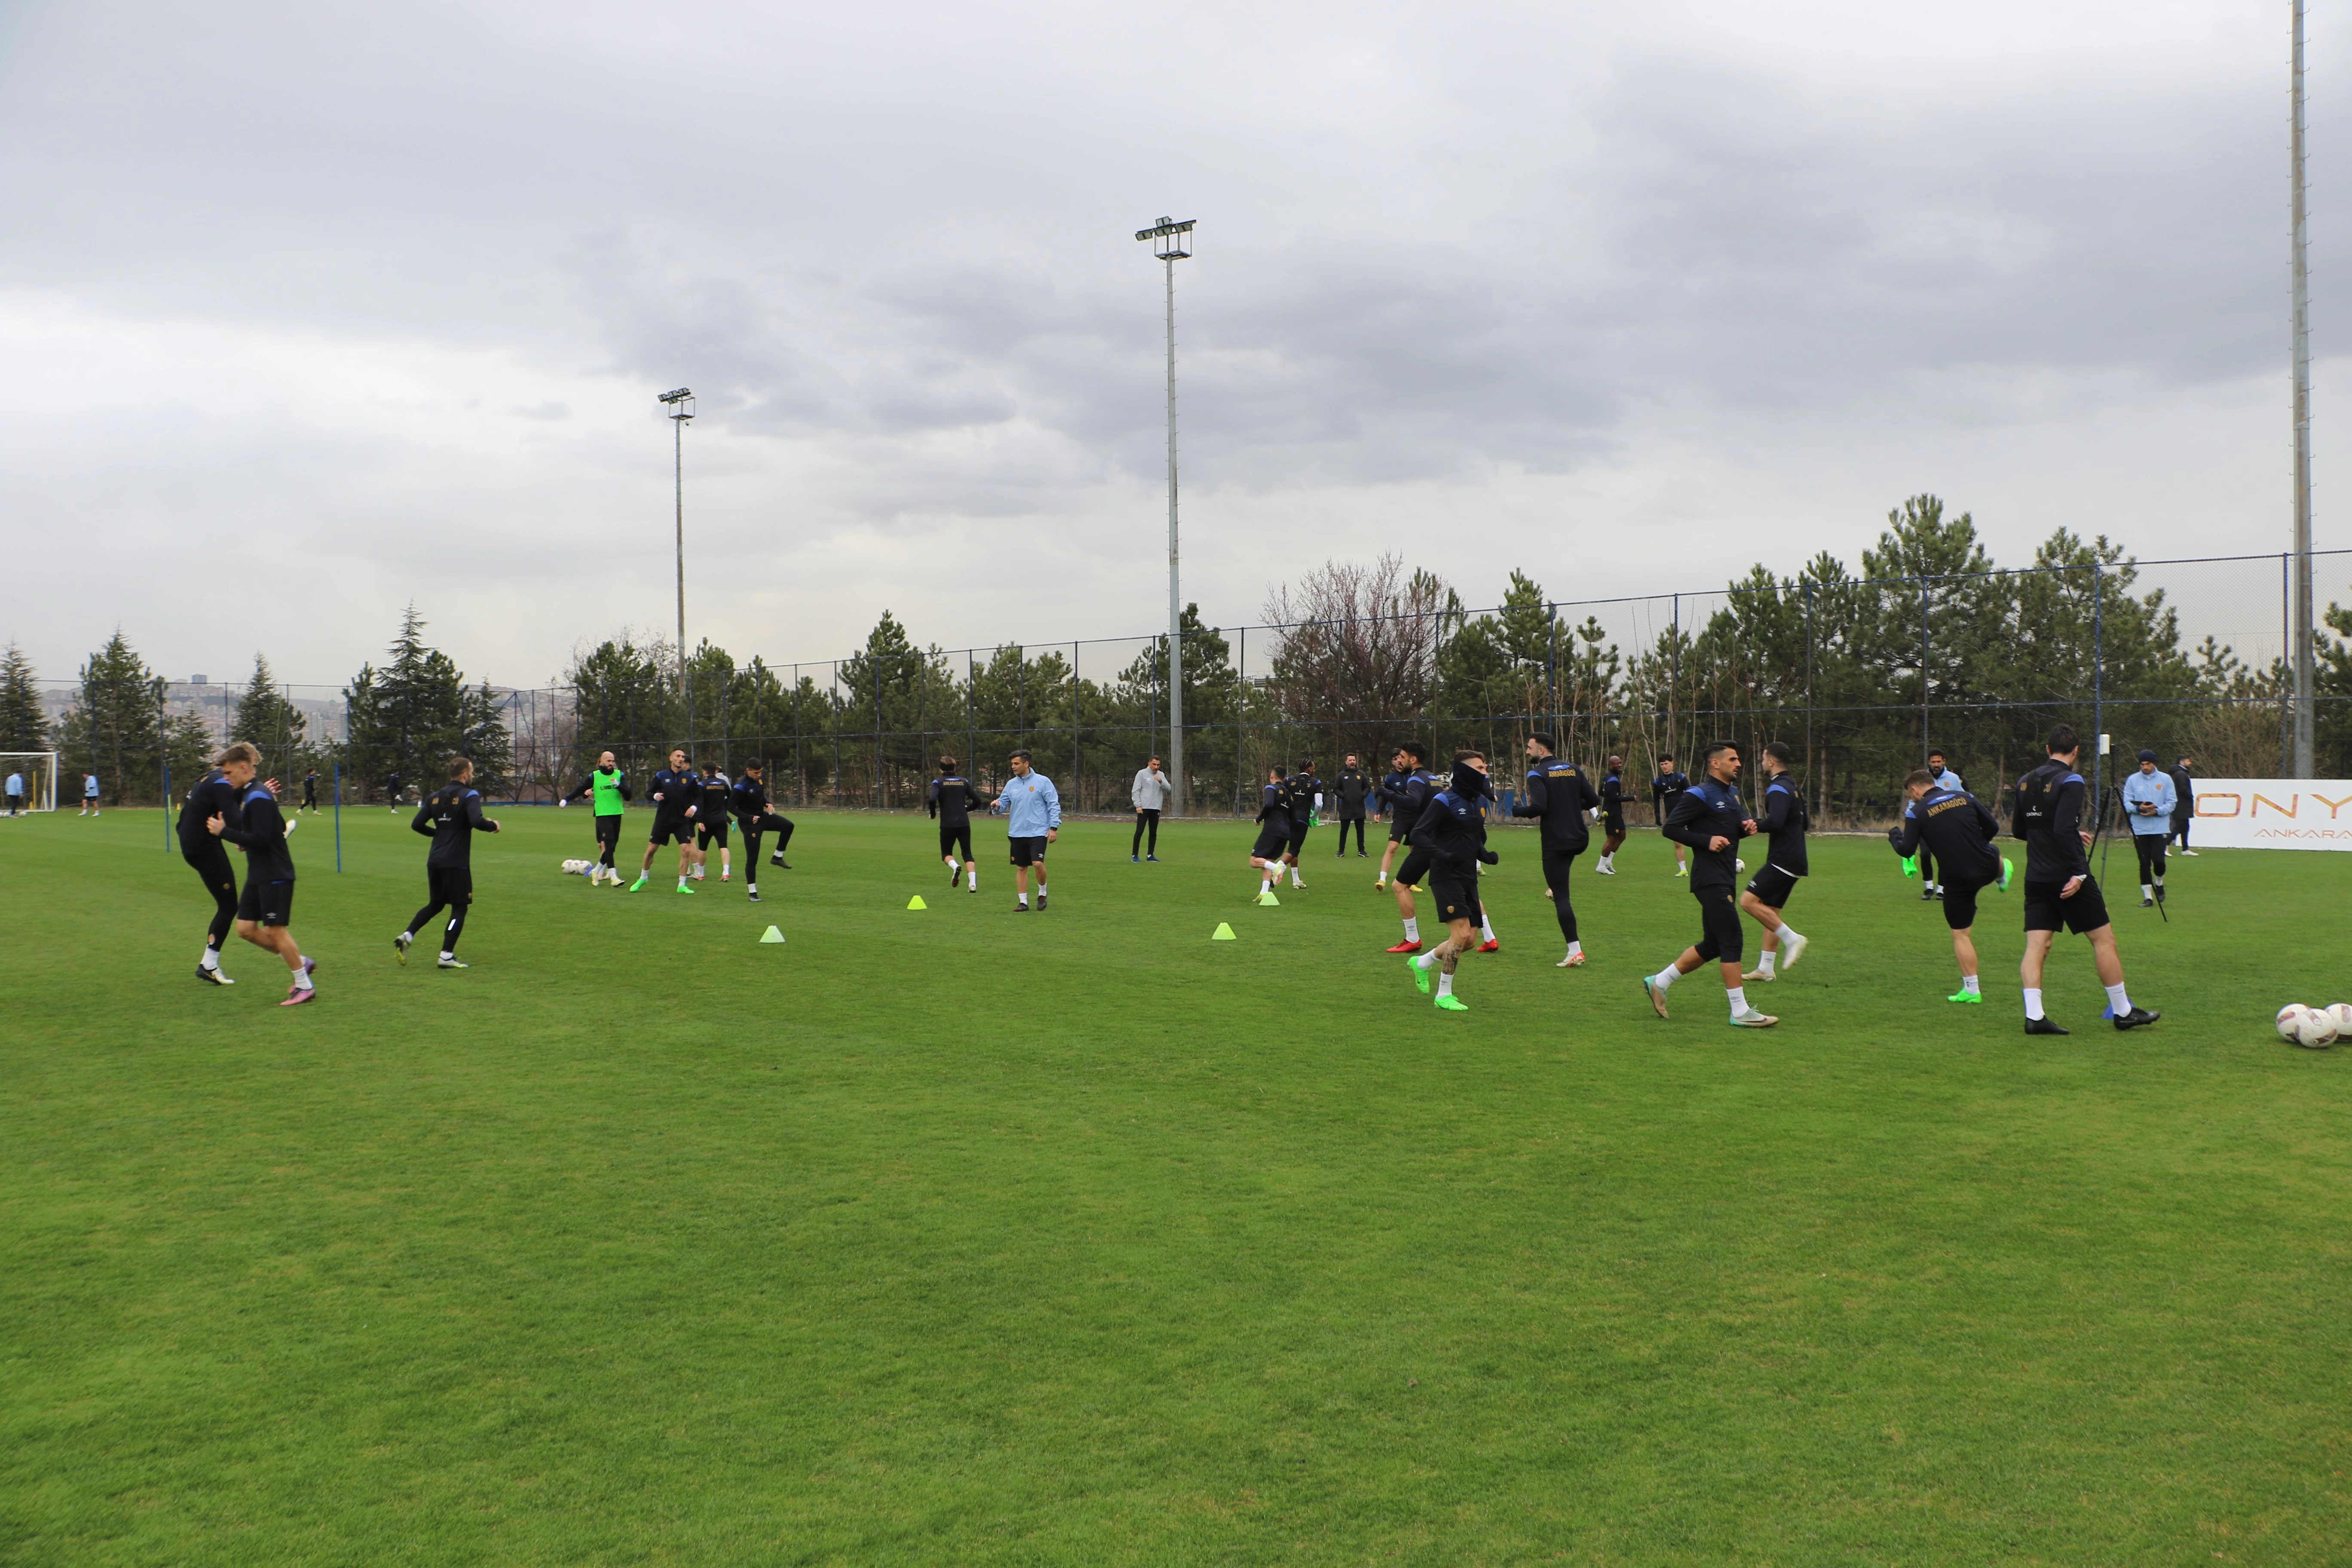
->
[[31, 549, 2351, 823]]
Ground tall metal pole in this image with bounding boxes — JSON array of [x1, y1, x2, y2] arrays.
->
[[1138, 218, 1195, 813], [2291, 0, 2317, 777], [1164, 249, 1186, 814], [660, 389, 695, 748]]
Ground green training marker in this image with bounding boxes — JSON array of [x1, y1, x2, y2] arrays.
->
[[759, 926, 785, 944], [1257, 890, 1280, 906], [906, 895, 927, 910], [1211, 922, 1236, 940]]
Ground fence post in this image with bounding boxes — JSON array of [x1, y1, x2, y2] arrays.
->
[[1236, 625, 1246, 815], [334, 759, 342, 872], [1669, 593, 1681, 773], [831, 662, 841, 811], [873, 649, 883, 812], [1803, 580, 1817, 821], [2092, 560, 2104, 808], [1072, 640, 1081, 810], [965, 649, 976, 789], [1920, 574, 1931, 764]]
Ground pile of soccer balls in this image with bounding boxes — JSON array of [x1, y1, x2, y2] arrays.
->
[[2275, 1001, 2352, 1049], [560, 858, 596, 876]]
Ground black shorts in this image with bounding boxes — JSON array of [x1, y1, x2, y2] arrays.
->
[[1941, 876, 1990, 931], [184, 843, 237, 897], [1287, 825, 1311, 855], [1251, 823, 1291, 860], [940, 821, 974, 859], [1690, 884, 1743, 965], [1388, 816, 1413, 844], [1396, 847, 1433, 888], [1744, 864, 1801, 910], [1009, 835, 1048, 868], [697, 818, 729, 850], [237, 877, 295, 927], [1602, 813, 1626, 835], [1427, 867, 1482, 928], [649, 815, 693, 848], [426, 865, 473, 904], [594, 814, 622, 850], [2024, 876, 2110, 936]]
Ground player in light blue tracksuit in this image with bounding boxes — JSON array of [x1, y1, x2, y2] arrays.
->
[[988, 749, 1062, 911], [2120, 750, 2177, 907]]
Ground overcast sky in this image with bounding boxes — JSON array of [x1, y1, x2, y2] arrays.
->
[[2, 0, 2346, 688]]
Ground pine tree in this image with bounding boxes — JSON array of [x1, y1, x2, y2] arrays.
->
[[343, 605, 468, 800], [230, 654, 308, 781], [64, 630, 165, 805], [0, 641, 49, 753]]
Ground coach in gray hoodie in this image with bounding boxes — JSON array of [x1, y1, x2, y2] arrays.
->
[[1131, 759, 1172, 861]]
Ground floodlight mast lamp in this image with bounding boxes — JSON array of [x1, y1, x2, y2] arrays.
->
[[1136, 216, 1195, 813], [659, 388, 695, 736]]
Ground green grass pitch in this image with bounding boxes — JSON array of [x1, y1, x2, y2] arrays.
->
[[4, 805, 2350, 1564]]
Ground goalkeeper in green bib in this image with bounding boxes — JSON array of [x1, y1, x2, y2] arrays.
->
[[560, 752, 633, 885]]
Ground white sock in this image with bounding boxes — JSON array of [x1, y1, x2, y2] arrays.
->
[[1480, 914, 1496, 943], [1436, 970, 1454, 997], [1019, 892, 1029, 906], [440, 951, 456, 962], [1415, 949, 1440, 969], [1962, 974, 1981, 994], [1780, 924, 1801, 941], [1652, 965, 1679, 990], [1758, 950, 1777, 975], [747, 882, 757, 894], [1726, 986, 1747, 1016], [1259, 878, 1272, 895], [200, 948, 219, 969], [1402, 917, 1419, 943], [1566, 940, 1582, 957], [678, 877, 689, 888], [293, 968, 314, 990], [2024, 987, 2045, 1020], [2104, 982, 2131, 1015], [967, 871, 977, 888], [1289, 868, 1302, 885], [2142, 884, 2153, 899]]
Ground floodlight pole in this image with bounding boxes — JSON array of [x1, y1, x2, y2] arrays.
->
[[2291, 0, 2316, 778], [660, 389, 695, 742], [1137, 217, 1195, 814]]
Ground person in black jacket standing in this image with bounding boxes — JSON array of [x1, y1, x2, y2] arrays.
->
[[2015, 726, 2157, 1035], [734, 761, 795, 901], [395, 756, 501, 970], [1737, 742, 1813, 983], [1332, 754, 1372, 858], [1281, 758, 1322, 888], [927, 755, 980, 891], [631, 748, 701, 894], [2168, 753, 2197, 856], [1887, 767, 2005, 1004], [205, 743, 317, 1005], [1374, 745, 1423, 892], [1596, 756, 1629, 874], [1402, 751, 1499, 1012], [179, 752, 250, 986], [1642, 741, 1775, 1028], [1511, 733, 1599, 968]]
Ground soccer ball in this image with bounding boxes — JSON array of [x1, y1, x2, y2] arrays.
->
[[2277, 1003, 2314, 1041], [560, 858, 590, 876], [1735, 858, 1746, 873], [2290, 1006, 2337, 1050], [2329, 1002, 2352, 1035]]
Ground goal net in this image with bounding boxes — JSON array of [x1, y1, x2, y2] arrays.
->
[[1, 753, 60, 813]]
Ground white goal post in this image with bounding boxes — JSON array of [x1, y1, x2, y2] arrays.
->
[[0, 753, 60, 813]]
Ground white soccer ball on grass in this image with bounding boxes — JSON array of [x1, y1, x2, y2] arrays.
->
[[560, 858, 590, 875], [2277, 1003, 2313, 1041], [2328, 1002, 2352, 1035], [2290, 1007, 2337, 1050]]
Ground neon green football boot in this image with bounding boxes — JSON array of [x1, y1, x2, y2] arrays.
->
[[1946, 989, 1984, 1004], [1435, 993, 1468, 1011], [1408, 956, 1431, 995]]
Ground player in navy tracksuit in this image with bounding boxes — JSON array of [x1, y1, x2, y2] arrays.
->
[[734, 760, 795, 902], [1887, 766, 2003, 1003], [1402, 751, 1501, 1011], [633, 748, 702, 892], [179, 761, 247, 985], [1596, 756, 1629, 873], [1511, 733, 1599, 967], [1652, 758, 1691, 876], [396, 757, 501, 969], [1737, 742, 1813, 983], [926, 756, 980, 891], [1642, 741, 1776, 1027], [205, 741, 317, 1005], [1374, 747, 1421, 890], [2015, 725, 2157, 1036], [1249, 768, 1295, 899]]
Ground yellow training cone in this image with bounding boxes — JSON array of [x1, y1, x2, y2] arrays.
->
[[759, 926, 785, 944], [1256, 890, 1280, 906], [1211, 922, 1237, 940], [907, 895, 927, 910]]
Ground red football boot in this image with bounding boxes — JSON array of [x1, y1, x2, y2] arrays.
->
[[1478, 939, 1501, 953], [1384, 939, 1422, 954]]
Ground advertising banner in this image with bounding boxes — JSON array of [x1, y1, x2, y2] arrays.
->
[[2184, 779, 2352, 851]]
